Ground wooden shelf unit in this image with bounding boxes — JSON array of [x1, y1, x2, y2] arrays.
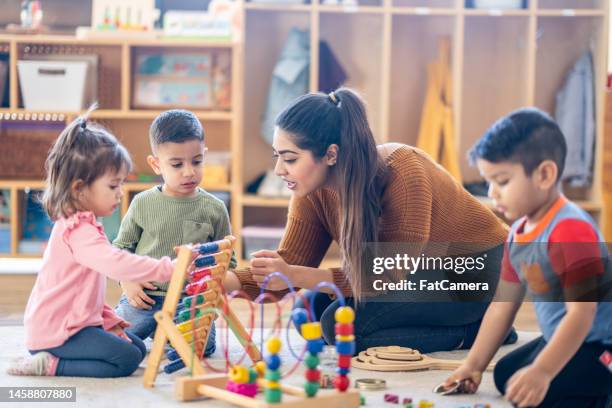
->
[[237, 0, 608, 255], [0, 0, 609, 266], [0, 35, 244, 259]]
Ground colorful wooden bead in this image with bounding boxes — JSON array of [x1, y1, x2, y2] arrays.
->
[[304, 353, 319, 369], [265, 369, 281, 382], [335, 306, 355, 324], [264, 388, 282, 403], [307, 338, 325, 354], [417, 400, 433, 408], [185, 279, 208, 295], [337, 354, 352, 368], [226, 381, 257, 397], [265, 354, 281, 370], [190, 269, 212, 281], [301, 322, 322, 340], [229, 365, 249, 384], [336, 367, 350, 376], [335, 340, 355, 356], [304, 381, 320, 397], [194, 254, 215, 267], [335, 323, 354, 335], [248, 367, 258, 383], [198, 242, 219, 254], [182, 294, 204, 308], [254, 361, 266, 376], [384, 393, 399, 403], [402, 397, 412, 404], [360, 394, 366, 406], [305, 369, 321, 382], [291, 308, 309, 328], [266, 380, 280, 389], [266, 337, 282, 354], [336, 334, 355, 342], [334, 375, 350, 391]]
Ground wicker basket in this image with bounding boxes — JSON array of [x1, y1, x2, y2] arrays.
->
[[0, 122, 61, 179]]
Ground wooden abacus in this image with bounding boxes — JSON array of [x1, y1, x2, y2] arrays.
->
[[143, 236, 261, 388]]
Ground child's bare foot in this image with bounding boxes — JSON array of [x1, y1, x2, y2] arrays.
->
[[6, 352, 58, 376]]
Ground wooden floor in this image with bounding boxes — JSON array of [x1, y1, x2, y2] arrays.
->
[[0, 274, 539, 331]]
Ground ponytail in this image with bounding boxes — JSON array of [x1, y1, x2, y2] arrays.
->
[[276, 88, 384, 302]]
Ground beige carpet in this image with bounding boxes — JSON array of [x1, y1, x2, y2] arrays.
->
[[0, 326, 539, 407]]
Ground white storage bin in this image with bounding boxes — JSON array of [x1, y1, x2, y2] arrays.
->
[[473, 0, 523, 8], [242, 226, 285, 258], [17, 60, 89, 111]]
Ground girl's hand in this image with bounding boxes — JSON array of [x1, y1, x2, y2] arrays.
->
[[250, 250, 291, 291], [120, 281, 157, 310], [108, 323, 132, 343], [505, 364, 551, 408], [443, 363, 483, 394]]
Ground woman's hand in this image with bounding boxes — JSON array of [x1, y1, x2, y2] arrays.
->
[[505, 364, 552, 408], [120, 281, 158, 310], [250, 250, 292, 291]]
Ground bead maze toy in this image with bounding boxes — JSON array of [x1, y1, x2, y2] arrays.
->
[[152, 267, 360, 407], [143, 236, 261, 387]]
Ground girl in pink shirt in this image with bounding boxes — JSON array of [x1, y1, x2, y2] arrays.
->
[[7, 107, 175, 377]]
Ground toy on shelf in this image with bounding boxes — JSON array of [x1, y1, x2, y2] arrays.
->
[[150, 261, 360, 407], [93, 0, 155, 31], [143, 236, 261, 387]]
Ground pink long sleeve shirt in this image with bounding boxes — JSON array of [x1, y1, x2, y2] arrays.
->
[[24, 212, 175, 350]]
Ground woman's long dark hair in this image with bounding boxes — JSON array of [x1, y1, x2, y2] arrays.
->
[[275, 87, 385, 301]]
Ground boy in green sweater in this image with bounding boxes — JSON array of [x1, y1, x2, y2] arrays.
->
[[114, 109, 237, 357]]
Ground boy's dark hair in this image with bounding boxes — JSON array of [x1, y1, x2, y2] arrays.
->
[[149, 109, 204, 150], [469, 108, 567, 181]]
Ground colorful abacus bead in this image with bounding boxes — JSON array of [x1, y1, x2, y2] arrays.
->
[[301, 321, 323, 398], [265, 337, 282, 403], [334, 306, 355, 392], [185, 279, 208, 296], [229, 365, 250, 384]]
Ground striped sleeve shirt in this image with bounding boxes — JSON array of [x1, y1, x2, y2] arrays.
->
[[113, 186, 237, 295]]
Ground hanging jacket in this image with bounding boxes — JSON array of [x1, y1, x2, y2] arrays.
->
[[555, 51, 596, 187], [261, 28, 310, 146]]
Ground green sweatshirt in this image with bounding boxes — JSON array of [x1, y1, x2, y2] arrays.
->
[[113, 186, 237, 296]]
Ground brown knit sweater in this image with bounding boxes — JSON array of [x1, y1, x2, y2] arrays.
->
[[235, 144, 508, 300]]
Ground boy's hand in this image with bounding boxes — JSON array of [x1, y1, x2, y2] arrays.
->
[[505, 364, 551, 408], [108, 321, 132, 342], [443, 363, 483, 394], [120, 281, 157, 310]]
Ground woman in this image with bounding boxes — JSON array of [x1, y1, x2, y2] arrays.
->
[[230, 87, 516, 353]]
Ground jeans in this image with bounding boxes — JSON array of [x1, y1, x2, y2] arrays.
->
[[294, 292, 517, 353], [494, 336, 612, 407], [115, 294, 216, 356], [31, 326, 146, 378]]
